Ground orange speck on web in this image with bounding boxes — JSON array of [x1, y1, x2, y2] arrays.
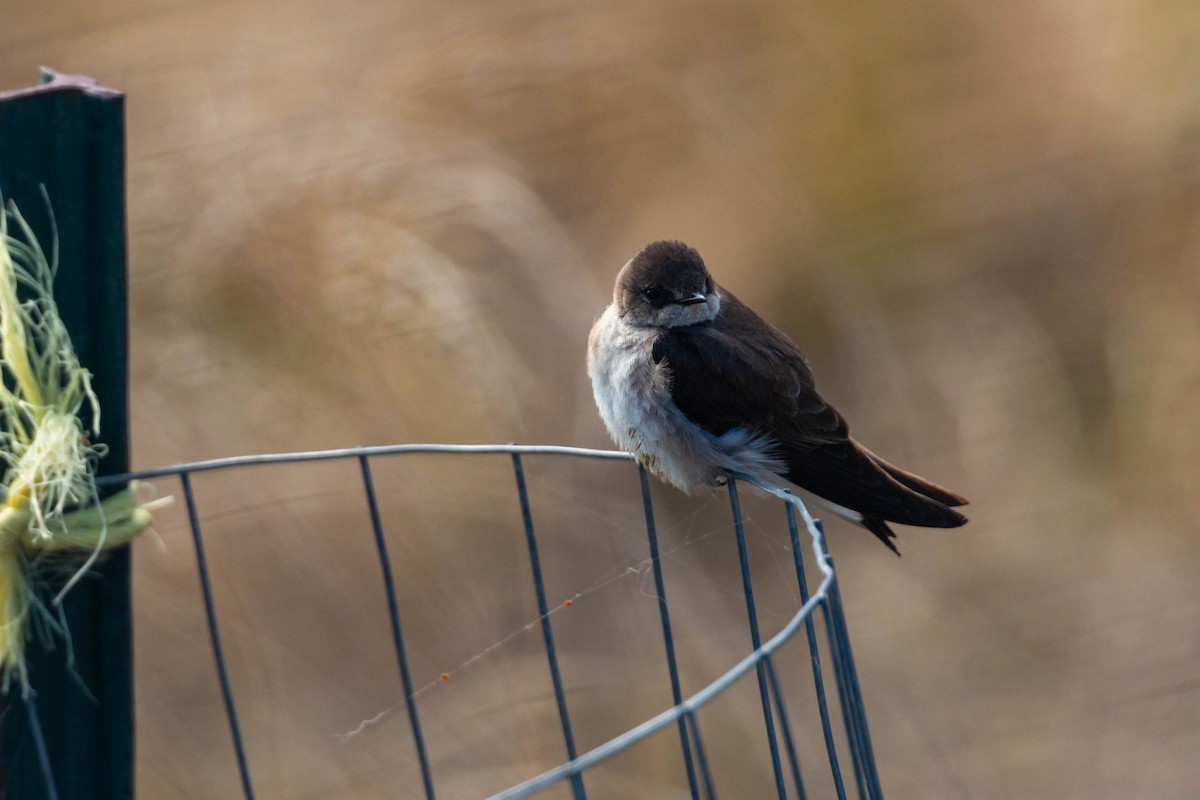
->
[[440, 673, 450, 682], [563, 599, 573, 607]]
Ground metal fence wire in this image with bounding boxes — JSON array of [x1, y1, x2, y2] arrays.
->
[[77, 443, 882, 800]]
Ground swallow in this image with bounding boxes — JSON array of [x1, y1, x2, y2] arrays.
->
[[587, 240, 967, 554]]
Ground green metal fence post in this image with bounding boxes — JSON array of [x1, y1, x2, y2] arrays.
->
[[0, 70, 132, 800]]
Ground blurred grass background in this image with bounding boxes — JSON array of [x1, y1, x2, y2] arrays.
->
[[3, 0, 1199, 797]]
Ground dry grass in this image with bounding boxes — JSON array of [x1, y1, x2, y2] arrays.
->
[[3, 1, 1199, 796]]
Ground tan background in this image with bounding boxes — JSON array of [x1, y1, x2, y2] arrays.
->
[[3, 1, 1199, 797]]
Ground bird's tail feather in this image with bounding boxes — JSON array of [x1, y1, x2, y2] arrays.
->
[[860, 447, 969, 507], [862, 517, 901, 556]]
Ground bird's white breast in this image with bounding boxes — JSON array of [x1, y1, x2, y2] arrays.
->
[[587, 306, 784, 493]]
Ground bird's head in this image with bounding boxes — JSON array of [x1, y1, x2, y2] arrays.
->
[[614, 240, 721, 328]]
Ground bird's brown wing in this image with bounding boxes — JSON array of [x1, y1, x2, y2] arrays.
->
[[652, 291, 967, 534]]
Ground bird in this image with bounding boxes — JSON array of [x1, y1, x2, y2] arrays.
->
[[587, 240, 967, 554]]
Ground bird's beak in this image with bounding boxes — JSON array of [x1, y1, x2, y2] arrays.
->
[[676, 292, 708, 306]]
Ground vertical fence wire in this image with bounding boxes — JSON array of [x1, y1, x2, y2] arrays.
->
[[684, 711, 718, 800], [180, 471, 256, 800], [763, 654, 807, 800], [357, 456, 436, 800], [786, 512, 848, 800], [510, 454, 586, 800], [637, 464, 701, 799], [726, 479, 789, 799], [826, 562, 883, 799], [821, 589, 868, 799]]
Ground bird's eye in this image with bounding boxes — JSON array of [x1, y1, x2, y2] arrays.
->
[[641, 287, 665, 304]]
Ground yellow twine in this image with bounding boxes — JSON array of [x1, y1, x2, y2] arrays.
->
[[0, 193, 156, 693]]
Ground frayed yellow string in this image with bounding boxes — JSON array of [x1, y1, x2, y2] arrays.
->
[[0, 193, 157, 694]]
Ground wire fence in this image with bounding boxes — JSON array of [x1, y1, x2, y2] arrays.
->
[[27, 444, 882, 799]]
